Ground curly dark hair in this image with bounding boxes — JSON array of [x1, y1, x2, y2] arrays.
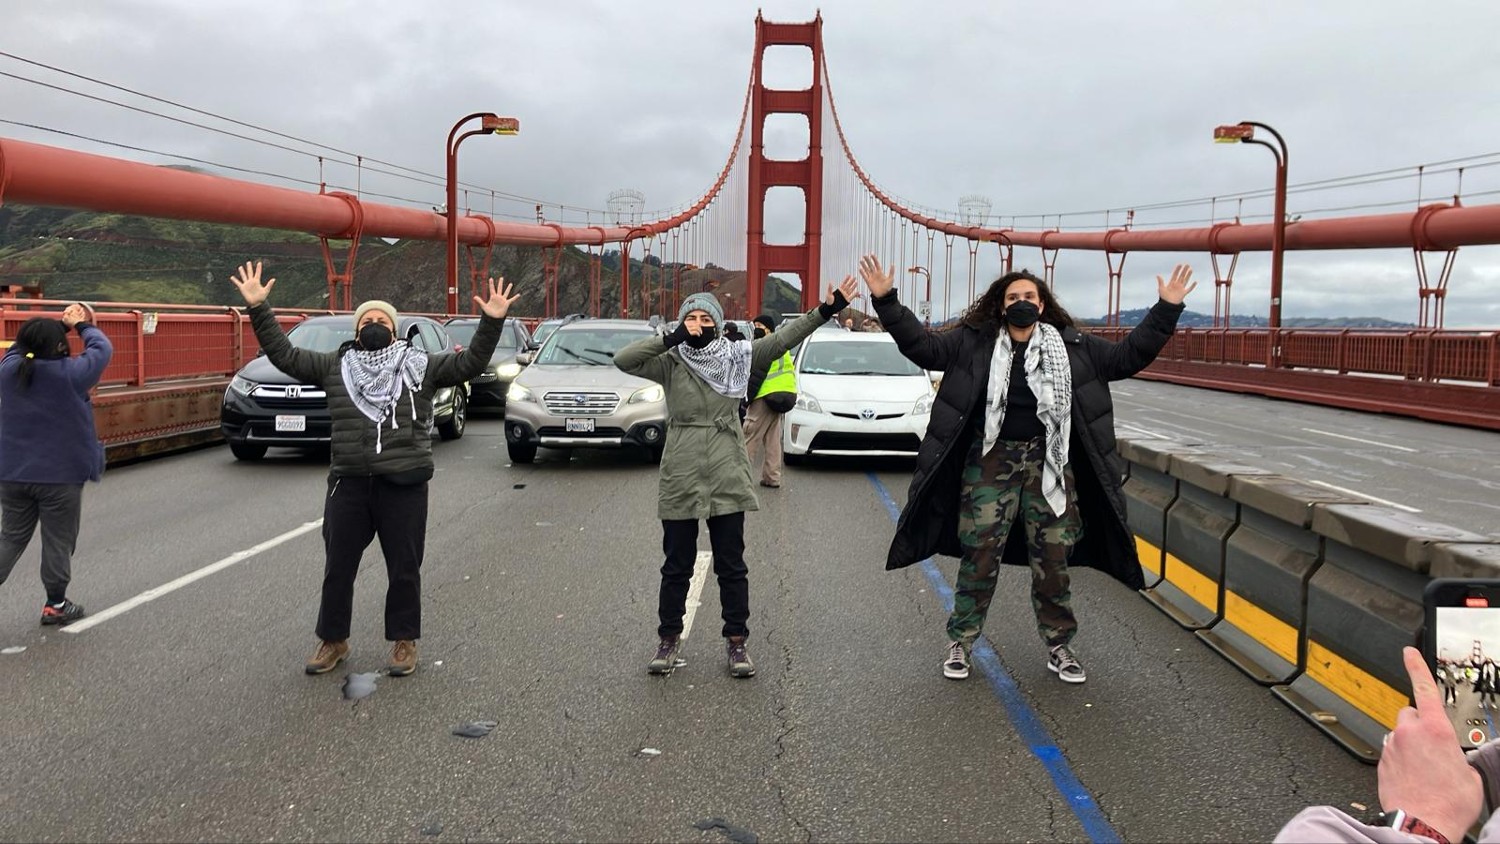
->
[[957, 269, 1076, 333]]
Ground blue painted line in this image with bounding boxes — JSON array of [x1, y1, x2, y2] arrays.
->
[[866, 471, 1121, 844]]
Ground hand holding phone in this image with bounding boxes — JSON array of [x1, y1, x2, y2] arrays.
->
[[1423, 578, 1500, 749]]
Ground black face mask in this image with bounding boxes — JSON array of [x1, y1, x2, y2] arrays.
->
[[1004, 301, 1041, 328], [685, 326, 718, 349], [358, 323, 394, 350], [753, 326, 768, 339]]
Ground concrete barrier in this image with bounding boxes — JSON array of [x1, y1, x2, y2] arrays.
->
[[1118, 439, 1201, 589], [1196, 476, 1363, 685], [1273, 504, 1490, 761], [1115, 436, 1500, 763], [1142, 454, 1274, 630]]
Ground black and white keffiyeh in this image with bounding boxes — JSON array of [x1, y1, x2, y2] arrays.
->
[[340, 340, 429, 453], [673, 337, 753, 398], [982, 322, 1073, 516]]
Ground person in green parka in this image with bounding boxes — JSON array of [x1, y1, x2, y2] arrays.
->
[[616, 277, 859, 678]]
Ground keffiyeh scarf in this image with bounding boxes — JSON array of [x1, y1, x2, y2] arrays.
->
[[982, 322, 1073, 516], [340, 340, 429, 454], [673, 336, 753, 398]]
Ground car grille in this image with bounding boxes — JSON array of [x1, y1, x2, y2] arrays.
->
[[809, 431, 922, 452], [537, 426, 628, 438], [542, 391, 620, 416], [250, 384, 329, 411], [830, 411, 905, 420]]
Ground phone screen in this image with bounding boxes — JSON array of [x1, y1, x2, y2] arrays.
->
[[1430, 587, 1500, 749]]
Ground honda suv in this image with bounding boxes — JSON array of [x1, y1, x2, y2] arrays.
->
[[502, 319, 666, 464], [221, 314, 469, 461]]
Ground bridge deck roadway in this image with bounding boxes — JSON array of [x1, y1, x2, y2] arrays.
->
[[6, 384, 1469, 841]]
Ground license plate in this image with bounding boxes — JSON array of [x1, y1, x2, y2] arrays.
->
[[565, 417, 595, 433], [274, 415, 307, 432]]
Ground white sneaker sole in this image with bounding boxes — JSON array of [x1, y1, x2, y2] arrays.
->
[[943, 664, 970, 680], [1048, 662, 1087, 684]]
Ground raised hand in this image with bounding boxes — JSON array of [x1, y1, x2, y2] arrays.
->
[[825, 274, 858, 307], [1157, 264, 1197, 304], [858, 254, 896, 298], [231, 261, 275, 307], [474, 276, 520, 319], [1376, 647, 1482, 844], [61, 303, 88, 327]]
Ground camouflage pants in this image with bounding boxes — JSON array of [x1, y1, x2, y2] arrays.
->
[[948, 436, 1083, 649]]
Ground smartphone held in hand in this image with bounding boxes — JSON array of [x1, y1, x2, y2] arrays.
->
[[1423, 578, 1500, 749]]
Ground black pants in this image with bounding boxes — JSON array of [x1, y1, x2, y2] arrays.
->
[[0, 482, 84, 604], [658, 512, 748, 639], [317, 475, 428, 642]]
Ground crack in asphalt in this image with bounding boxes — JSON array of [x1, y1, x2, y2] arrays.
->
[[761, 570, 812, 843]]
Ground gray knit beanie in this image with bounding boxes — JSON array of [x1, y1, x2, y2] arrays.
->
[[677, 292, 723, 325]]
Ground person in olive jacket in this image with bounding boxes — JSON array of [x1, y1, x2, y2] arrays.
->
[[231, 261, 518, 678], [617, 277, 859, 679], [859, 254, 1195, 685]]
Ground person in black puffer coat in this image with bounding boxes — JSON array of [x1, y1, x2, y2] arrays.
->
[[231, 261, 518, 679], [858, 254, 1195, 686]]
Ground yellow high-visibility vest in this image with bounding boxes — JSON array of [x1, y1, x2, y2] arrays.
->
[[755, 352, 796, 399]]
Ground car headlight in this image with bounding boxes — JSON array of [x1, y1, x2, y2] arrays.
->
[[507, 382, 535, 403], [495, 361, 522, 379], [628, 384, 664, 404], [913, 393, 934, 415], [794, 393, 823, 414], [228, 375, 257, 397]]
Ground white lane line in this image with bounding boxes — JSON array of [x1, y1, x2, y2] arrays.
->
[[64, 520, 324, 634], [1306, 480, 1422, 513], [679, 551, 713, 640], [1117, 423, 1163, 439], [1301, 428, 1419, 453]]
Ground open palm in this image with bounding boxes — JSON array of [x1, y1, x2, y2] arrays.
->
[[231, 261, 275, 307], [474, 277, 520, 319]]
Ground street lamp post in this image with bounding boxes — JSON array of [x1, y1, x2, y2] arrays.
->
[[1214, 120, 1288, 368], [907, 266, 931, 326], [446, 113, 519, 315]]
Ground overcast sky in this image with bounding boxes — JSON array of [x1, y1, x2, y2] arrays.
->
[[5, 0, 1500, 324]]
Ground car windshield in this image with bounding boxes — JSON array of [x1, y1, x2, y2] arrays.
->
[[531, 322, 562, 348], [798, 341, 924, 376], [285, 322, 354, 353], [447, 321, 522, 362], [536, 328, 653, 366]]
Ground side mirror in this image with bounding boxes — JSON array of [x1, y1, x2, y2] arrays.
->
[[515, 352, 532, 367], [526, 341, 540, 352]]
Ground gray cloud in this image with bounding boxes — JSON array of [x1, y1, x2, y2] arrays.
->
[[4, 0, 1499, 324]]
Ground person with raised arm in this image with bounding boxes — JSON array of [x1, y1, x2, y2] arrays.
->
[[860, 254, 1194, 684], [616, 277, 858, 678], [231, 261, 517, 677]]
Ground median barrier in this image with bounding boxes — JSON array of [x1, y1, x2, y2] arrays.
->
[[1118, 439, 1202, 589], [1430, 542, 1500, 578], [1142, 454, 1275, 630], [1272, 504, 1490, 761], [1197, 476, 1365, 685]]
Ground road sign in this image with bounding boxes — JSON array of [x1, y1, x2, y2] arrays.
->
[[917, 301, 932, 318]]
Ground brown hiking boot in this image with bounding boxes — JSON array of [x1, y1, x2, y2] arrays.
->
[[387, 640, 418, 677], [304, 640, 349, 675]]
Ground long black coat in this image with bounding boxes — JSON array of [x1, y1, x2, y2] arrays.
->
[[874, 292, 1184, 589]]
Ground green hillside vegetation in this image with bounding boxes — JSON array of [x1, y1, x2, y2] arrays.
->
[[0, 204, 806, 319]]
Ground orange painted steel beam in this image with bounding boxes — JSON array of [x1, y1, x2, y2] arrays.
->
[[0, 137, 708, 248]]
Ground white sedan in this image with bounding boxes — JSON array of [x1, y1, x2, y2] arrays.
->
[[782, 329, 934, 462]]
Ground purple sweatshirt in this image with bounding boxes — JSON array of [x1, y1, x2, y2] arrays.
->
[[0, 324, 113, 484]]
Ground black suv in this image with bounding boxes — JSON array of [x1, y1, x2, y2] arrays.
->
[[221, 314, 469, 461], [443, 316, 531, 412]]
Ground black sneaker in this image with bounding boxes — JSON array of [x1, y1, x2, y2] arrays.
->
[[726, 636, 755, 678], [40, 599, 86, 626], [1048, 644, 1087, 684], [648, 636, 684, 675], [943, 641, 970, 680]]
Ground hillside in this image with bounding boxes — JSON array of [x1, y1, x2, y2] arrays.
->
[[0, 204, 805, 319], [1087, 307, 1415, 329]]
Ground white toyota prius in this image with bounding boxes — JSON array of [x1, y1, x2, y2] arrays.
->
[[782, 328, 935, 462]]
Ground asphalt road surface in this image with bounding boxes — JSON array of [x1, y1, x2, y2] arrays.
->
[[0, 409, 1400, 842]]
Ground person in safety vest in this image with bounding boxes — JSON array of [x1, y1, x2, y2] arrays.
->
[[742, 314, 797, 489]]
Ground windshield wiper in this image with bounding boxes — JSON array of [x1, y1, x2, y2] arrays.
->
[[582, 348, 617, 360], [838, 370, 899, 376]]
